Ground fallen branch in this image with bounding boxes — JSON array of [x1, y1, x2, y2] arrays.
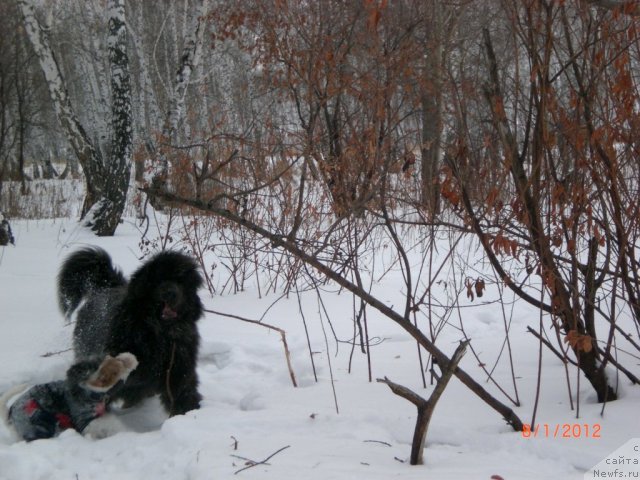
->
[[377, 340, 469, 465], [233, 445, 291, 475], [145, 187, 524, 431], [204, 308, 298, 388]]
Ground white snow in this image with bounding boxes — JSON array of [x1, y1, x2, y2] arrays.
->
[[0, 218, 638, 480]]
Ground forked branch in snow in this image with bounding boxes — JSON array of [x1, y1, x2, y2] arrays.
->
[[377, 340, 469, 466]]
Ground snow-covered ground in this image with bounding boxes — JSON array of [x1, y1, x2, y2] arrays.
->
[[0, 218, 638, 480]]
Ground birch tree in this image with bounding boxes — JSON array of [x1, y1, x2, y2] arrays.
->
[[147, 0, 210, 209], [19, 0, 132, 236]]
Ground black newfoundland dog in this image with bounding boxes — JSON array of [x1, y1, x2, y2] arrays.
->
[[58, 247, 204, 416]]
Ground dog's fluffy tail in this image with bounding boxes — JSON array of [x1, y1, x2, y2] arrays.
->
[[58, 247, 126, 318]]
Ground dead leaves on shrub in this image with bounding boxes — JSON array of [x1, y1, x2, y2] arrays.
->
[[491, 232, 519, 258], [564, 330, 593, 353], [465, 277, 486, 301]]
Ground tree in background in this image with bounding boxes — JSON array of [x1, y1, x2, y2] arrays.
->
[[0, 2, 56, 192], [18, 0, 131, 235]]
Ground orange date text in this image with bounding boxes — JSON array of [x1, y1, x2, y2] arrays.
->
[[521, 423, 601, 439]]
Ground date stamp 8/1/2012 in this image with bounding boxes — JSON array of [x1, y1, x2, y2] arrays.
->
[[521, 423, 601, 439]]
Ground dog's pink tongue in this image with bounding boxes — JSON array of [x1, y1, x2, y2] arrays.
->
[[162, 304, 178, 319]]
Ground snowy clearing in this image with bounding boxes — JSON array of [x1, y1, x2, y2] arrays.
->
[[0, 218, 638, 480]]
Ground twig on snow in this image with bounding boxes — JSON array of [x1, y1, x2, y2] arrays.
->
[[363, 439, 392, 447], [40, 347, 73, 358], [233, 445, 291, 475]]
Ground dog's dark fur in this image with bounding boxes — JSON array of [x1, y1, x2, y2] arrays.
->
[[58, 247, 204, 416]]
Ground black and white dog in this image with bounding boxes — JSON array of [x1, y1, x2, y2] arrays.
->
[[1, 353, 138, 441], [58, 247, 204, 416]]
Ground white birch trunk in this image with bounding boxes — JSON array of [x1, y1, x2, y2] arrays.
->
[[87, 0, 132, 235], [169, 0, 209, 138], [151, 0, 210, 185], [18, 0, 99, 177]]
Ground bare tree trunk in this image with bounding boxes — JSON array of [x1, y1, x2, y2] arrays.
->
[[19, 0, 131, 236], [86, 0, 132, 235], [420, 41, 442, 212], [129, 1, 161, 218], [420, 4, 448, 214], [149, 0, 210, 209], [19, 0, 99, 178]]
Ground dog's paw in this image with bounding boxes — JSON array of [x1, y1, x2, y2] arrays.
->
[[86, 353, 138, 392], [82, 414, 127, 440], [115, 352, 139, 375]]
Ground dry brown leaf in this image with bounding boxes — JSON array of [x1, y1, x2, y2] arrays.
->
[[466, 278, 474, 302], [564, 330, 593, 353]]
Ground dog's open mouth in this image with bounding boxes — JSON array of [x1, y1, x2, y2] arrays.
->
[[162, 303, 178, 320]]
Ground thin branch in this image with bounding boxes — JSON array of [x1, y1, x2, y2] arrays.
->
[[233, 445, 291, 475], [526, 326, 578, 367], [40, 347, 73, 358], [363, 440, 392, 447], [204, 308, 298, 388], [595, 346, 640, 385], [165, 342, 177, 414]]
